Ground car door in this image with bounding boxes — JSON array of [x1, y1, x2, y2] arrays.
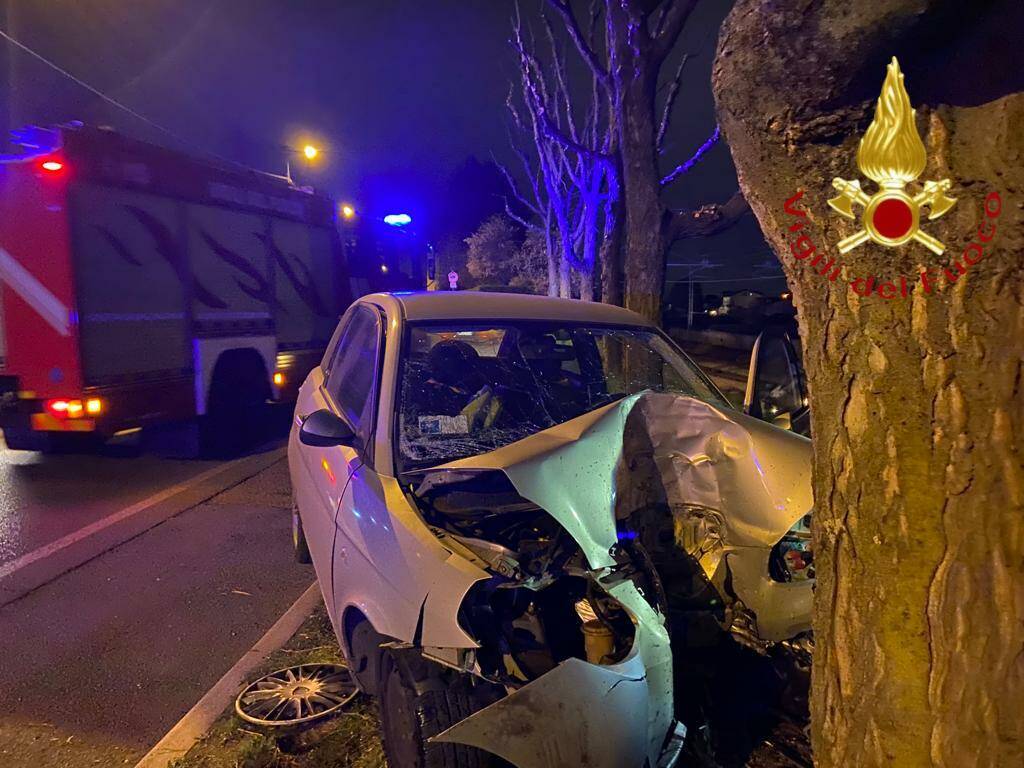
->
[[743, 326, 811, 437], [292, 304, 382, 614]]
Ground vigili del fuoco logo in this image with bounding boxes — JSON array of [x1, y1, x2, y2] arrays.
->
[[782, 57, 1003, 299]]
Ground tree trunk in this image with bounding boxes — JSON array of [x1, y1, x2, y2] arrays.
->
[[599, 219, 623, 305], [578, 264, 594, 302], [558, 253, 572, 298], [713, 2, 1023, 766], [600, 160, 624, 306], [608, 1, 667, 325], [545, 218, 558, 297]]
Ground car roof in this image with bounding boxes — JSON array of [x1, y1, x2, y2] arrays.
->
[[365, 291, 654, 326]]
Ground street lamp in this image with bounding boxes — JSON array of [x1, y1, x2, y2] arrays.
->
[[285, 142, 323, 183], [340, 203, 355, 220]]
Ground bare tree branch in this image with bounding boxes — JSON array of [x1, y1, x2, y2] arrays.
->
[[652, 0, 698, 61], [660, 124, 720, 186], [539, 111, 614, 165], [668, 189, 749, 241], [493, 153, 542, 220], [540, 11, 581, 144], [651, 3, 670, 38], [656, 52, 690, 153], [544, 0, 609, 83]]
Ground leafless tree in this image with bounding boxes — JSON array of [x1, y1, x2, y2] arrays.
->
[[532, 0, 750, 320], [500, 3, 618, 301]]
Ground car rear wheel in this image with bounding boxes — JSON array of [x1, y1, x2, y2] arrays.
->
[[378, 651, 506, 768], [292, 496, 312, 564]]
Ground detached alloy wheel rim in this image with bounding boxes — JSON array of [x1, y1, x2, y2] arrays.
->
[[235, 664, 357, 729]]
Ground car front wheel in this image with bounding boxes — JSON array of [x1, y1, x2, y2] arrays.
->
[[378, 651, 506, 768]]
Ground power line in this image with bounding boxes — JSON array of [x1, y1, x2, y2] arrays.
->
[[0, 25, 229, 165], [666, 274, 787, 284]]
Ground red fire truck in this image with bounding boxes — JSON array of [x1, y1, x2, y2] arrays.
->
[[0, 125, 355, 453]]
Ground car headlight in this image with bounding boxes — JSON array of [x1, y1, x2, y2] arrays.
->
[[769, 512, 813, 582]]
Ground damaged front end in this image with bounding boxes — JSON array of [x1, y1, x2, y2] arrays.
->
[[404, 392, 813, 768]]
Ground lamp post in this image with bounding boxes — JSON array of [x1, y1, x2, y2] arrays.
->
[[285, 144, 321, 183]]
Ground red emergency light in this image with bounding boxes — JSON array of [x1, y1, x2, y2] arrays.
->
[[39, 159, 65, 173]]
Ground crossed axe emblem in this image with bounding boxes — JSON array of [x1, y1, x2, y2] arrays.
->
[[829, 177, 957, 256]]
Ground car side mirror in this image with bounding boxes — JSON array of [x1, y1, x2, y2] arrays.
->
[[299, 409, 356, 448], [771, 411, 793, 431]]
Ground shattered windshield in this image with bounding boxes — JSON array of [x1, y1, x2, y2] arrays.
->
[[396, 320, 728, 469]]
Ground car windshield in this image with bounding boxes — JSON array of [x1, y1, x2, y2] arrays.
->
[[396, 321, 728, 470]]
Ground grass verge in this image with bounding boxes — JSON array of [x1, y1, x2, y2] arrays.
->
[[169, 604, 384, 768]]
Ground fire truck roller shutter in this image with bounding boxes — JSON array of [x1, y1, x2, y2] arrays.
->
[[269, 218, 339, 351], [70, 184, 189, 387]]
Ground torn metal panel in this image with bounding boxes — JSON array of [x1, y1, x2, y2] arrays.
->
[[427, 391, 813, 761], [620, 393, 812, 547], [434, 653, 668, 768], [434, 396, 638, 570]]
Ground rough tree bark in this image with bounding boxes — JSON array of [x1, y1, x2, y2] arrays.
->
[[713, 1, 1023, 766]]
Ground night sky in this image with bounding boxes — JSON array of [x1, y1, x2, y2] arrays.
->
[[0, 0, 779, 293]]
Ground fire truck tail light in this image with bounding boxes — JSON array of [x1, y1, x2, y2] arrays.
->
[[45, 399, 70, 417], [45, 398, 101, 419], [40, 160, 65, 173]]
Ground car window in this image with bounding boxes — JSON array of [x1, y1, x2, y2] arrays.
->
[[324, 305, 381, 449], [320, 315, 348, 371], [396, 321, 728, 470]]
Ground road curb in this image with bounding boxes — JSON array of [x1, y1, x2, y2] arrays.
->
[[134, 581, 322, 768], [0, 447, 286, 606]]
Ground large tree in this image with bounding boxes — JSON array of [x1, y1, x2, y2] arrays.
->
[[503, 4, 618, 301], [713, 1, 1023, 765], [506, 1, 749, 314]]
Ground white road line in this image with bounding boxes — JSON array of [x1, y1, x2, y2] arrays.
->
[[134, 581, 322, 768], [0, 448, 285, 581]]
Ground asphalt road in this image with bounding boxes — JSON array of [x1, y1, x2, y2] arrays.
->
[[0, 430, 221, 566], [0, 457, 312, 768]]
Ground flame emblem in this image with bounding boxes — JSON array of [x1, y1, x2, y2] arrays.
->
[[828, 57, 956, 255]]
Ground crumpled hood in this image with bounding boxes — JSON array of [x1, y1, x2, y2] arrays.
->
[[429, 391, 812, 767], [434, 391, 812, 568]]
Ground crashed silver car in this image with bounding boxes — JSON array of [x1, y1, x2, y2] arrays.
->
[[288, 291, 813, 768]]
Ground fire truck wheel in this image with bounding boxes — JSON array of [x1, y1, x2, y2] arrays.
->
[[200, 349, 272, 458]]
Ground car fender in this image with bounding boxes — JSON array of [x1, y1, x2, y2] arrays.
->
[[332, 470, 489, 649]]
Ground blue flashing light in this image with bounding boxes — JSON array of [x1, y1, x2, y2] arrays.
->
[[383, 213, 412, 227]]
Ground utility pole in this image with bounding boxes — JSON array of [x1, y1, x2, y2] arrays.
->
[[669, 258, 722, 329]]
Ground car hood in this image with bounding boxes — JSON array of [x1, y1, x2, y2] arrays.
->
[[430, 391, 812, 569], [427, 391, 812, 767]]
